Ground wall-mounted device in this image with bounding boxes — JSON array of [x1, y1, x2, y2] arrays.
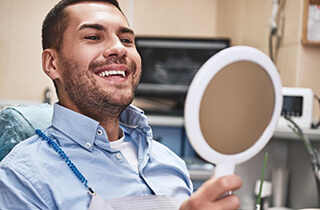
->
[[278, 87, 314, 128]]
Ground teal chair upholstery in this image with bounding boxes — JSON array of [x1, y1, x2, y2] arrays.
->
[[0, 103, 53, 161]]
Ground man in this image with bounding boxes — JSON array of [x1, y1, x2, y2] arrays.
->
[[0, 0, 242, 209]]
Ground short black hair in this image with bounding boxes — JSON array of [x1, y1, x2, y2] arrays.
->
[[42, 0, 122, 51]]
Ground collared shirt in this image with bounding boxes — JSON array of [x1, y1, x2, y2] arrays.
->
[[0, 104, 193, 210]]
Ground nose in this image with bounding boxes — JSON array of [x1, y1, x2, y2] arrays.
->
[[103, 37, 127, 58]]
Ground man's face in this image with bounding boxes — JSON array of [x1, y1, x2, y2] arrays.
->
[[55, 2, 141, 119]]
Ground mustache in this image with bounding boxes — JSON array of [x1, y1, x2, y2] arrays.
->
[[89, 57, 132, 71]]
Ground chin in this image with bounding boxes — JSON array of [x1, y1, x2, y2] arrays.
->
[[110, 94, 134, 107]]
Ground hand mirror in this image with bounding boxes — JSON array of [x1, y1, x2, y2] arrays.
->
[[184, 46, 283, 178]]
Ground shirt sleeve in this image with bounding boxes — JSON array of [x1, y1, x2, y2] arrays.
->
[[0, 164, 51, 210]]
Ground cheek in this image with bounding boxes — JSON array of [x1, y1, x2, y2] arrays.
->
[[136, 55, 142, 70], [78, 50, 99, 67], [65, 45, 99, 66], [133, 57, 142, 82], [131, 49, 142, 71]]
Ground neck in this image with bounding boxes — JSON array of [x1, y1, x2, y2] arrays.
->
[[100, 118, 122, 142], [58, 98, 124, 141]]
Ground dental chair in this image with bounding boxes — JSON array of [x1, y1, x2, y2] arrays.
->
[[0, 103, 53, 161], [0, 104, 184, 209]]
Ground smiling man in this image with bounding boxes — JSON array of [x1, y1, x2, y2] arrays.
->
[[42, 1, 142, 141], [0, 0, 241, 209]]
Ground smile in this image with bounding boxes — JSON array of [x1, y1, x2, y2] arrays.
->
[[98, 70, 126, 78]]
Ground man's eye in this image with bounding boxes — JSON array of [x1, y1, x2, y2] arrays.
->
[[85, 36, 100, 40], [121, 38, 133, 44]]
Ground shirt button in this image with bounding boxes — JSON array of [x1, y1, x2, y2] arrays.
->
[[85, 142, 92, 149], [97, 129, 103, 135], [116, 153, 122, 160]]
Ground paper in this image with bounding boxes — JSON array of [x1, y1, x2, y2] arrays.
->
[[307, 5, 320, 41], [89, 194, 183, 210]]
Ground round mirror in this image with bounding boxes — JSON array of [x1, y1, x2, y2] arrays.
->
[[184, 46, 282, 178]]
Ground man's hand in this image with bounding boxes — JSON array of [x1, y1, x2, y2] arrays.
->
[[180, 175, 242, 210]]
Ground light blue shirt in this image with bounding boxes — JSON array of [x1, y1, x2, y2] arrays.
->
[[0, 104, 193, 210]]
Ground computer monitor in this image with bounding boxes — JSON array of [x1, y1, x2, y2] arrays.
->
[[134, 37, 230, 116]]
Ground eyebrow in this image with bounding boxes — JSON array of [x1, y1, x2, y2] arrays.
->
[[77, 24, 134, 35], [119, 27, 135, 35], [77, 23, 106, 32]]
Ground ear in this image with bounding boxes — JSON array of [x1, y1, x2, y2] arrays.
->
[[42, 49, 60, 80]]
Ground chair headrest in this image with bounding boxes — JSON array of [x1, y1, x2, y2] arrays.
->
[[0, 103, 53, 161]]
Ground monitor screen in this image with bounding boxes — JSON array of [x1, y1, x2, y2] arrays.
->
[[133, 37, 230, 115], [282, 96, 303, 117]]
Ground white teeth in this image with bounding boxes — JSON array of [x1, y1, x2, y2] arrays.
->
[[98, 70, 126, 77]]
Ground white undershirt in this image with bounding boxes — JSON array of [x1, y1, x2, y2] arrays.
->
[[110, 134, 139, 173]]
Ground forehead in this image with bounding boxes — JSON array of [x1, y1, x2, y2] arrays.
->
[[65, 2, 129, 28]]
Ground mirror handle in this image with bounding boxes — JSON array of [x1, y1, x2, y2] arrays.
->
[[214, 160, 235, 178]]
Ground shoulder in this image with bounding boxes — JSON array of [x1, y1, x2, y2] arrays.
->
[[0, 134, 54, 208], [0, 133, 49, 170], [0, 127, 60, 179], [151, 140, 188, 169]]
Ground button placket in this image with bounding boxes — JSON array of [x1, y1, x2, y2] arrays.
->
[[85, 142, 92, 149], [97, 129, 103, 136], [116, 153, 122, 160]]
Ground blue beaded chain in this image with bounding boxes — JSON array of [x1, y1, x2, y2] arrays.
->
[[36, 129, 96, 195]]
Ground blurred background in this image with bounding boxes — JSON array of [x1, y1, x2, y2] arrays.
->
[[1, 0, 320, 209]]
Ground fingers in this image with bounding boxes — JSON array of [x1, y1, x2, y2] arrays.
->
[[196, 174, 242, 201], [180, 175, 242, 210], [211, 194, 241, 210]]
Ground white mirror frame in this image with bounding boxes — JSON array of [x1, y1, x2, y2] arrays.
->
[[184, 46, 283, 178]]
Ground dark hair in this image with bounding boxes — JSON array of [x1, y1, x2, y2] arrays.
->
[[42, 0, 122, 51]]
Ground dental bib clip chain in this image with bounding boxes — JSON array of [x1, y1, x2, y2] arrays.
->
[[36, 129, 96, 197]]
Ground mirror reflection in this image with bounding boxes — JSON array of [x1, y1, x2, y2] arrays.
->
[[199, 61, 275, 155]]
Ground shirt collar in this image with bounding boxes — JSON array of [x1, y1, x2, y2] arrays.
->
[[51, 103, 149, 150], [51, 104, 100, 150], [119, 104, 148, 129]]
